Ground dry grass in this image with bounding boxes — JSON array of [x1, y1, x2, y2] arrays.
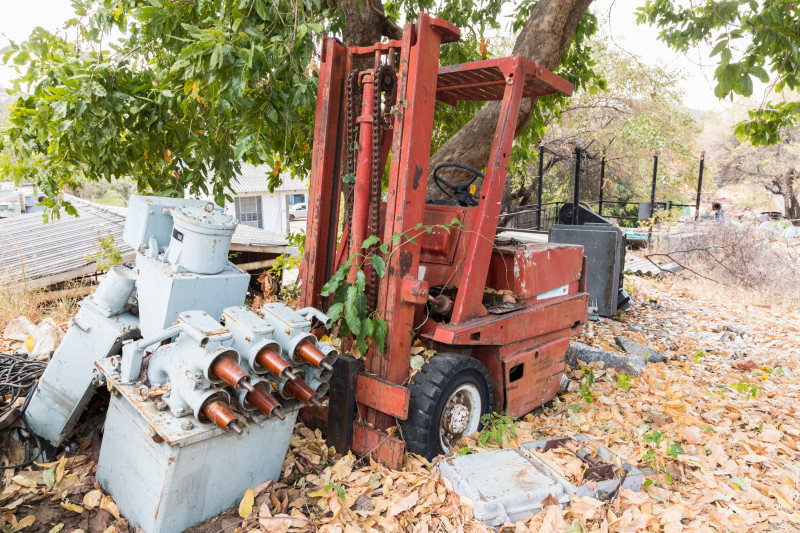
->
[[651, 219, 800, 307], [0, 276, 93, 332]]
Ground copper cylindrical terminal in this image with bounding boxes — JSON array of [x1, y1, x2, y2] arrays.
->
[[201, 400, 241, 432], [285, 378, 319, 405], [246, 383, 286, 420], [295, 341, 328, 369], [255, 346, 294, 380], [210, 353, 253, 391]]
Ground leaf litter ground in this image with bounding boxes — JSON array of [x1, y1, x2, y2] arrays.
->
[[2, 274, 799, 532]]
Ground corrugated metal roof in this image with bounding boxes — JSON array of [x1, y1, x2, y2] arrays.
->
[[230, 163, 307, 194], [231, 224, 287, 247], [0, 196, 291, 286], [0, 197, 133, 284]]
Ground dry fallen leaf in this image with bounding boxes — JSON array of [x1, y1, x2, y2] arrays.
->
[[238, 488, 254, 518], [60, 501, 85, 514], [100, 495, 121, 520], [13, 515, 35, 531], [11, 475, 37, 489], [388, 492, 418, 517], [83, 489, 102, 509]]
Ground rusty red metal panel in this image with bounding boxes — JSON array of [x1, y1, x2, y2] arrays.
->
[[449, 59, 526, 324], [299, 36, 346, 310], [373, 15, 460, 396], [355, 373, 410, 420], [431, 292, 588, 346], [501, 337, 570, 416], [485, 243, 584, 300], [352, 422, 405, 470], [436, 56, 574, 103], [419, 206, 466, 264]]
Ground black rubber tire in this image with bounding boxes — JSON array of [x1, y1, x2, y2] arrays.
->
[[289, 214, 296, 221], [401, 353, 493, 459]]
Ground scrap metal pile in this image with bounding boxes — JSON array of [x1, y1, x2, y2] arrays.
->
[[21, 195, 335, 532]]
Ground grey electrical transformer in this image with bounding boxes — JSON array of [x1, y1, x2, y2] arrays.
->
[[24, 195, 336, 533]]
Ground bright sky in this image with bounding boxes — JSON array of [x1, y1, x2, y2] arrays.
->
[[0, 0, 763, 112]]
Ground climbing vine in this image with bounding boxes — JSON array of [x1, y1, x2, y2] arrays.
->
[[321, 218, 462, 355]]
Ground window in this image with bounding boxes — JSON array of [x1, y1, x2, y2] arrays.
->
[[289, 193, 306, 206], [234, 196, 263, 228]]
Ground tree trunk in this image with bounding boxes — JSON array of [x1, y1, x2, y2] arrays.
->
[[782, 172, 800, 226], [340, 0, 402, 46], [426, 0, 593, 199]]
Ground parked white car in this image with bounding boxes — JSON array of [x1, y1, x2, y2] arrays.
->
[[289, 203, 307, 221]]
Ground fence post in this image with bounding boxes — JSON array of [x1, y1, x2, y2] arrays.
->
[[695, 151, 705, 220], [598, 155, 605, 217], [572, 147, 581, 225], [537, 143, 544, 230], [648, 150, 659, 245]]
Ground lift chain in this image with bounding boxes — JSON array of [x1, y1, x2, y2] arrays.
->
[[342, 68, 362, 257], [367, 64, 397, 312]]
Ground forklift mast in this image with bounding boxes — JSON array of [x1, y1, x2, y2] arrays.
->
[[300, 15, 588, 467]]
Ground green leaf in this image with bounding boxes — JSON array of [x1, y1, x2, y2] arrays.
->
[[379, 242, 390, 254], [342, 173, 356, 184], [749, 65, 769, 83], [730, 475, 749, 491], [709, 40, 727, 57], [374, 318, 387, 353], [344, 285, 361, 335], [355, 269, 366, 292], [43, 467, 56, 488], [369, 255, 386, 277], [362, 235, 380, 249], [720, 48, 731, 67], [326, 302, 344, 322]]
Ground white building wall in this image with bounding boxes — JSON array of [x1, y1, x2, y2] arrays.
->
[[260, 194, 290, 235]]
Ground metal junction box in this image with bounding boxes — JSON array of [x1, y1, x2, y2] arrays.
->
[[134, 254, 250, 338], [548, 224, 628, 317]]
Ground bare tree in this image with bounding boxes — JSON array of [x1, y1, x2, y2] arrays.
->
[[718, 127, 800, 224]]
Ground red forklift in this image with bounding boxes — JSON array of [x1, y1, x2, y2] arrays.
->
[[299, 14, 588, 467]]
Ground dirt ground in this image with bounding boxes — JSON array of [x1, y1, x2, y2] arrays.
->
[[2, 272, 800, 532]]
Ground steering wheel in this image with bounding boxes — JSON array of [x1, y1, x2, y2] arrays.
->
[[432, 162, 485, 207]]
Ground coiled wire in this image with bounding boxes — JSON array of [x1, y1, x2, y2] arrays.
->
[[1, 353, 47, 469]]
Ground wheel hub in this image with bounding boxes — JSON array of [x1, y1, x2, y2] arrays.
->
[[444, 403, 470, 433], [439, 383, 482, 452]]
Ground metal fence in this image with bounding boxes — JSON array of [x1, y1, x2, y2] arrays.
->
[[498, 147, 706, 233]]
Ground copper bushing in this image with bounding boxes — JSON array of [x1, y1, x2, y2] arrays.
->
[[285, 378, 318, 405], [246, 383, 285, 420], [201, 400, 241, 432], [255, 346, 293, 379], [295, 341, 327, 369], [210, 353, 253, 391]]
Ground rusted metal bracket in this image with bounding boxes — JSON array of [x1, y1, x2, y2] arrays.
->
[[355, 373, 410, 420], [401, 277, 429, 304], [352, 422, 405, 470]]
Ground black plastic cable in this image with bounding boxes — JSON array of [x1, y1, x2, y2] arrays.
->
[[0, 353, 47, 469], [1, 353, 46, 413]]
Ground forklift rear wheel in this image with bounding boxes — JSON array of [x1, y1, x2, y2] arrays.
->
[[401, 353, 492, 459]]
